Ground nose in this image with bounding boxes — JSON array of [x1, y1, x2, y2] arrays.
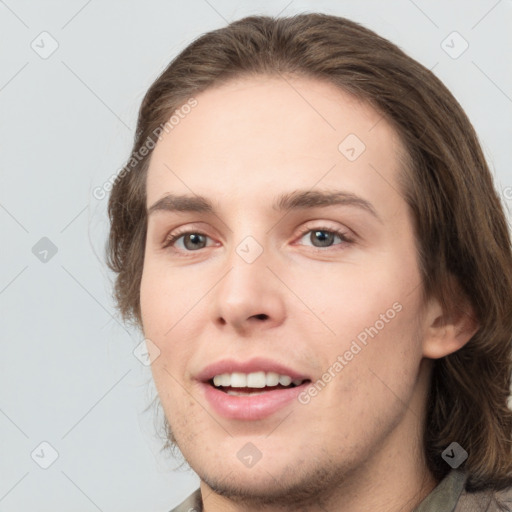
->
[[211, 240, 286, 335]]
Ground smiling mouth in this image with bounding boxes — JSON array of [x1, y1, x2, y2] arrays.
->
[[208, 371, 311, 396], [201, 368, 312, 420]]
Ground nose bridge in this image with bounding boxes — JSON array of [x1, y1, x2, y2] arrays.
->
[[221, 230, 269, 302], [234, 232, 266, 266], [224, 213, 268, 270], [211, 223, 285, 330]]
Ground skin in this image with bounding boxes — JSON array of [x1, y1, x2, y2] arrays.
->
[[140, 75, 477, 512]]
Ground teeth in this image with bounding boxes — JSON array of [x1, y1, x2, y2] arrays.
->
[[246, 371, 266, 388], [211, 371, 304, 388], [278, 375, 292, 386], [213, 375, 227, 387], [266, 372, 279, 386], [231, 372, 247, 387]]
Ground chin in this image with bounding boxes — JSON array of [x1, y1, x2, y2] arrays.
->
[[197, 461, 343, 508]]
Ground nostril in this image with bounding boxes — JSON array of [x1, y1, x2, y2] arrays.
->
[[253, 314, 268, 320]]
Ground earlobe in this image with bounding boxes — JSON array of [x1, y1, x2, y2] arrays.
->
[[421, 289, 480, 360]]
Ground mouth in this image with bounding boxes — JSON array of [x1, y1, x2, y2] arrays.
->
[[197, 360, 312, 421], [209, 371, 309, 396]]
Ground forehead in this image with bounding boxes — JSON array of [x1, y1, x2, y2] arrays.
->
[[146, 75, 406, 209]]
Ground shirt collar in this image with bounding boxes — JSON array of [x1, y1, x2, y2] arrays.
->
[[412, 469, 466, 512]]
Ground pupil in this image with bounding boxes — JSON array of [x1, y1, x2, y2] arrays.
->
[[313, 230, 333, 247], [185, 233, 205, 250]]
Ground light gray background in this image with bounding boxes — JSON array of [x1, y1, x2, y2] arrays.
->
[[1, 1, 511, 511]]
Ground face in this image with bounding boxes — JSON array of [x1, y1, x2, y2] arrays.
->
[[140, 75, 434, 505]]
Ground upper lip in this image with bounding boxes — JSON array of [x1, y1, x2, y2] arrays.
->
[[196, 357, 311, 383]]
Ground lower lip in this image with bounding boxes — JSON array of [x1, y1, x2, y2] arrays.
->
[[201, 382, 309, 421]]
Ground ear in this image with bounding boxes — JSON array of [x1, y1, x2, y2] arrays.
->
[[421, 278, 480, 360]]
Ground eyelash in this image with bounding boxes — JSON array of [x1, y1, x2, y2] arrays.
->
[[162, 225, 354, 255]]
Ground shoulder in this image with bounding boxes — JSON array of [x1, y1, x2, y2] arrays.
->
[[455, 484, 512, 511]]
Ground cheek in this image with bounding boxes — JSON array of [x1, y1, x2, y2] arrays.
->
[[290, 250, 421, 344], [321, 287, 424, 421], [140, 259, 195, 336], [315, 303, 423, 430], [140, 260, 206, 384]]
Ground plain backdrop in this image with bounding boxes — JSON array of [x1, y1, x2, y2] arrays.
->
[[1, 1, 511, 511]]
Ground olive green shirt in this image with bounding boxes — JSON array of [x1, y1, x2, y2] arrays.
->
[[169, 469, 512, 511]]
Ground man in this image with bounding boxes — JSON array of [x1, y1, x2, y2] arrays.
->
[[106, 14, 512, 511]]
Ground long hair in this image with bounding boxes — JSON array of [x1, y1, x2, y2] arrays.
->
[[106, 13, 512, 492]]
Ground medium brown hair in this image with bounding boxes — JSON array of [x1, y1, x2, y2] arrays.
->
[[106, 13, 512, 492]]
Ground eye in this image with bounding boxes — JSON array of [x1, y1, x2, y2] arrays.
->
[[163, 230, 213, 251], [296, 227, 353, 249], [162, 226, 354, 254]]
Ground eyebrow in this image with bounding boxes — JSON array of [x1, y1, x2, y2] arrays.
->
[[147, 189, 382, 222]]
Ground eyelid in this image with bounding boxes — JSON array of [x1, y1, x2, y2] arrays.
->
[[294, 221, 353, 238], [160, 221, 215, 244]]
